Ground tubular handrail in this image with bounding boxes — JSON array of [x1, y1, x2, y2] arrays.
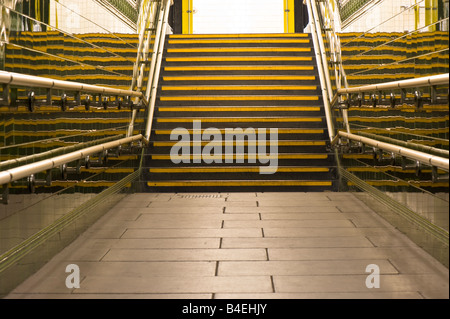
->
[[144, 0, 171, 140], [0, 70, 145, 102], [305, 0, 337, 141], [0, 134, 146, 186], [127, 0, 160, 137], [305, 0, 352, 138], [338, 131, 449, 172], [0, 135, 124, 171], [337, 73, 449, 95]]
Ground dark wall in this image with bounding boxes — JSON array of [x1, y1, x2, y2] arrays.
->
[[295, 0, 309, 33], [169, 0, 183, 34]]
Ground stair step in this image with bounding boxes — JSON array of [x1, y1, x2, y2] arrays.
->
[[152, 140, 326, 147], [159, 96, 320, 102], [168, 38, 310, 45], [167, 47, 312, 54], [169, 33, 310, 39], [157, 106, 321, 112], [156, 117, 322, 123], [155, 106, 323, 117], [166, 56, 313, 63], [154, 128, 325, 135], [147, 180, 333, 187], [163, 75, 316, 81], [161, 75, 318, 86], [161, 85, 318, 92], [164, 65, 314, 72], [149, 153, 330, 160], [149, 167, 330, 173]]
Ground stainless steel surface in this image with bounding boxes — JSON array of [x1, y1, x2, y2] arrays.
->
[[338, 74, 449, 95], [0, 71, 143, 98], [0, 134, 143, 186], [339, 131, 449, 171]]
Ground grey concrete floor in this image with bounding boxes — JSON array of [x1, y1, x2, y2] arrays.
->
[[5, 192, 449, 299]]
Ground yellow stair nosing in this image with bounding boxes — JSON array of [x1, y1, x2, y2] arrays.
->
[[149, 167, 330, 173], [168, 39, 310, 44], [161, 85, 317, 91], [151, 154, 328, 160], [166, 56, 313, 62], [158, 106, 321, 112], [157, 117, 322, 123], [167, 47, 312, 53], [164, 65, 314, 71], [160, 96, 320, 101], [155, 128, 324, 134], [169, 33, 310, 39], [163, 75, 316, 81]]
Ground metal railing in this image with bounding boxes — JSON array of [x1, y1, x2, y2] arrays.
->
[[0, 134, 145, 186], [338, 131, 449, 171], [144, 0, 171, 140], [332, 73, 449, 171], [305, 0, 342, 141], [0, 70, 147, 112], [335, 73, 449, 107], [0, 70, 144, 103]]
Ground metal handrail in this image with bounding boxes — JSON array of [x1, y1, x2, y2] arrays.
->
[[144, 0, 171, 140], [337, 73, 449, 95], [0, 134, 145, 186], [127, 0, 160, 137], [0, 70, 145, 101], [0, 135, 124, 171], [305, 0, 336, 141], [338, 131, 449, 172]]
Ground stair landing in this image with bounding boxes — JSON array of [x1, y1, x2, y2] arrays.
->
[[6, 192, 449, 299]]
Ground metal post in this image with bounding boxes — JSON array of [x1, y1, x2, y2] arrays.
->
[[144, 0, 171, 140]]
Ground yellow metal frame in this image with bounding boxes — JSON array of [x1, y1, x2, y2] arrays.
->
[[182, 0, 193, 34], [284, 0, 295, 33]]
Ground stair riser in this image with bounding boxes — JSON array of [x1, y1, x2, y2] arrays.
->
[[153, 120, 326, 129], [162, 69, 317, 76], [157, 100, 323, 107], [151, 131, 328, 141], [159, 89, 321, 96], [164, 59, 316, 66], [146, 171, 335, 181], [155, 110, 324, 117], [143, 158, 335, 167], [148, 145, 328, 154]]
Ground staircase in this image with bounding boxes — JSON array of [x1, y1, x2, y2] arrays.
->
[[143, 33, 337, 192]]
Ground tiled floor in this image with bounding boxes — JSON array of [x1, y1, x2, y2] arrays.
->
[[5, 192, 449, 299]]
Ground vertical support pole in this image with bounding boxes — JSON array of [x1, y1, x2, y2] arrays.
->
[[182, 0, 193, 34], [284, 0, 295, 33], [47, 88, 52, 106], [425, 0, 435, 31], [2, 84, 10, 105], [415, 0, 420, 30], [432, 0, 439, 30]]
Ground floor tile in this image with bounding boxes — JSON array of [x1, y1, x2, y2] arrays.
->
[[102, 248, 268, 262]]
